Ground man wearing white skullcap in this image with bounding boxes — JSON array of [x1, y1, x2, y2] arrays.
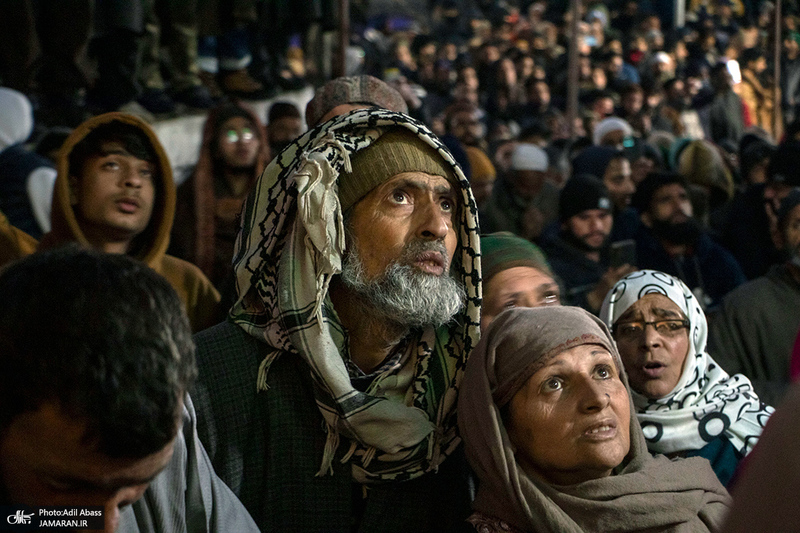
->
[[593, 116, 634, 147], [481, 143, 559, 241]]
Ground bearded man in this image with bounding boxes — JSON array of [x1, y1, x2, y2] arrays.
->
[[542, 174, 635, 313], [192, 109, 481, 533], [632, 171, 745, 310]]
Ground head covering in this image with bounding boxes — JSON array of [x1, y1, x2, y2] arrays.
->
[[465, 146, 496, 185], [339, 128, 455, 211], [592, 117, 633, 146], [676, 140, 734, 202], [599, 270, 774, 456], [768, 140, 800, 187], [305, 75, 408, 127], [189, 102, 269, 279], [571, 145, 623, 180], [510, 143, 548, 171], [631, 171, 687, 212], [0, 87, 34, 151], [481, 232, 551, 282], [230, 109, 481, 484], [459, 306, 730, 533], [558, 173, 612, 222]]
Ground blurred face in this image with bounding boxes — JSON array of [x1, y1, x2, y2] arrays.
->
[[506, 344, 631, 486], [564, 209, 613, 250], [622, 91, 643, 114], [512, 170, 548, 199], [603, 157, 634, 210], [268, 115, 302, 154], [450, 110, 483, 145], [645, 183, 692, 225], [481, 266, 560, 331], [784, 204, 800, 259], [631, 156, 654, 184], [347, 172, 458, 280], [71, 141, 156, 252], [529, 81, 551, 107], [0, 402, 177, 532], [612, 293, 690, 399], [217, 116, 260, 170]]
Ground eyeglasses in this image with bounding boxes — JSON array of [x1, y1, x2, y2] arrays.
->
[[613, 319, 689, 339], [223, 128, 256, 144]]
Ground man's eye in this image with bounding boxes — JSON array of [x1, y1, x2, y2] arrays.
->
[[102, 161, 119, 170], [391, 190, 409, 204], [440, 198, 454, 211]]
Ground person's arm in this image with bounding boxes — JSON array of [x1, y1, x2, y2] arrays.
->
[[722, 383, 800, 533]]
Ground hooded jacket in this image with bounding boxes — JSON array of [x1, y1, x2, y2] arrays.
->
[[40, 112, 220, 332], [0, 210, 37, 269], [170, 102, 269, 289]]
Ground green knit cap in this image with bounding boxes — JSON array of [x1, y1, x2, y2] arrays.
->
[[480, 232, 552, 283], [339, 128, 455, 212]]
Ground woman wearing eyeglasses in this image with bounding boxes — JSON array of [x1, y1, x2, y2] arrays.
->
[[599, 270, 774, 486]]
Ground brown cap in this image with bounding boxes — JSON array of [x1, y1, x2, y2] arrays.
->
[[339, 128, 455, 212], [306, 75, 408, 127]]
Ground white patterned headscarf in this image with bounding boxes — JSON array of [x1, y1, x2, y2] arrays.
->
[[600, 270, 773, 456], [229, 108, 482, 484]]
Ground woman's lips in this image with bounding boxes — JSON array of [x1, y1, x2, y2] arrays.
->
[[582, 419, 618, 441], [641, 361, 667, 379]]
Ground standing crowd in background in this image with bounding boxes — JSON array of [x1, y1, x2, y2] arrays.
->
[[1, 0, 800, 532]]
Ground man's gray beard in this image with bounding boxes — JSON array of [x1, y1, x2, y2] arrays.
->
[[340, 243, 466, 330]]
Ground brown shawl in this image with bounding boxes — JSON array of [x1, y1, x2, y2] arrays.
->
[[458, 306, 731, 532]]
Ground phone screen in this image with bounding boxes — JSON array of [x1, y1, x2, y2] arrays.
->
[[610, 239, 637, 268]]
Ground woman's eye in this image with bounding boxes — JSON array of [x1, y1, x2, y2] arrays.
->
[[502, 299, 517, 310], [542, 377, 562, 392], [594, 365, 613, 379]]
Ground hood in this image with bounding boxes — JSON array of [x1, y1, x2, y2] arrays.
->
[[0, 88, 34, 151], [44, 113, 174, 267]]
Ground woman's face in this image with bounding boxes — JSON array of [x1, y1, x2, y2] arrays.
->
[[612, 294, 690, 399], [506, 344, 631, 486], [481, 266, 560, 332]]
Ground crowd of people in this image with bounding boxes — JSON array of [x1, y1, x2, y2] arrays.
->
[[1, 0, 800, 532]]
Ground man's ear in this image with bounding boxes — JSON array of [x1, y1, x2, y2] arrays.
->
[[68, 176, 79, 205], [640, 211, 652, 228]]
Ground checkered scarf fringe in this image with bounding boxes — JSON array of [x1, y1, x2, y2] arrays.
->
[[229, 109, 482, 484]]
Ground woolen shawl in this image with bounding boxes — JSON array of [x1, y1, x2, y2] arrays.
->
[[229, 109, 482, 484], [599, 270, 773, 456], [458, 306, 730, 532]]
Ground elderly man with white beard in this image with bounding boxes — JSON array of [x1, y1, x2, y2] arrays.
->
[[192, 109, 481, 533]]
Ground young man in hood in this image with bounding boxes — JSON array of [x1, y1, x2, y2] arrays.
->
[[40, 112, 220, 332]]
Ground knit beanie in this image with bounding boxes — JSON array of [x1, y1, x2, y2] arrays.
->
[[559, 173, 612, 222], [481, 232, 552, 283], [305, 75, 408, 127], [571, 146, 622, 180], [340, 128, 454, 212], [768, 140, 800, 187], [465, 146, 496, 184]]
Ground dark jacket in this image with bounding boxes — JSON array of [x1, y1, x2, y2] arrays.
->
[[541, 231, 606, 311], [633, 223, 745, 310], [192, 320, 473, 533]]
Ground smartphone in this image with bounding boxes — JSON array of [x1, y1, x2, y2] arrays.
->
[[609, 239, 637, 268]]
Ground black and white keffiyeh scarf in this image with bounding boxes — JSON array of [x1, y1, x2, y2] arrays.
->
[[228, 109, 482, 484], [600, 270, 773, 456]]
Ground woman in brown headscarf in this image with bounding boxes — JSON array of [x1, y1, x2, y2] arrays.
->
[[457, 306, 731, 532]]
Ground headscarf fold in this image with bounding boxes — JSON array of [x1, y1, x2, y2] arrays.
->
[[230, 109, 481, 484], [600, 270, 773, 456], [458, 306, 730, 533]]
